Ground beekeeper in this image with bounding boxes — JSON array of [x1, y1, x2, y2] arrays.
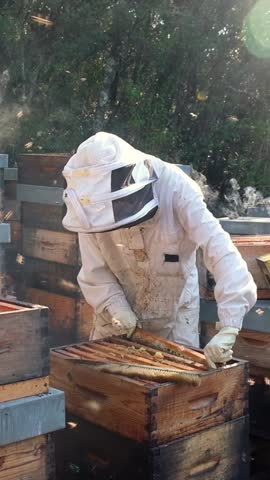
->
[[62, 132, 257, 368]]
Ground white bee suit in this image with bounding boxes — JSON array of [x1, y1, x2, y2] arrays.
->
[[62, 133, 257, 347]]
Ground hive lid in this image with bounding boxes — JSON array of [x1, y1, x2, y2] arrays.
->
[[220, 217, 270, 235]]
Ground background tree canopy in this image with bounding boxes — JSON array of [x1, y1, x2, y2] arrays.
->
[[0, 0, 269, 194]]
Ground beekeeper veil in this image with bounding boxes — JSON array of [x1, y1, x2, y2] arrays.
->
[[62, 132, 159, 233]]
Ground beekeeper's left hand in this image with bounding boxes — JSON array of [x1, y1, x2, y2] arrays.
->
[[204, 326, 239, 369], [111, 308, 138, 338]]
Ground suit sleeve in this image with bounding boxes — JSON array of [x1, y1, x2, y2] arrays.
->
[[77, 233, 132, 315], [174, 174, 257, 329]]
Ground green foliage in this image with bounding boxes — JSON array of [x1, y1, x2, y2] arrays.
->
[[0, 0, 269, 193]]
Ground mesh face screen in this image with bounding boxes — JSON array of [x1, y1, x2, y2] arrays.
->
[[112, 183, 154, 222], [111, 165, 135, 192]]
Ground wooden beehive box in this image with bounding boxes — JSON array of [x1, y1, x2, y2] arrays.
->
[[18, 257, 80, 297], [0, 434, 55, 480], [14, 153, 95, 347], [17, 153, 71, 234], [0, 388, 65, 480], [51, 336, 249, 445], [198, 235, 270, 300], [0, 299, 49, 387], [21, 288, 93, 347], [21, 226, 79, 266], [16, 227, 94, 345], [16, 153, 76, 277], [55, 413, 249, 480], [17, 153, 70, 186]]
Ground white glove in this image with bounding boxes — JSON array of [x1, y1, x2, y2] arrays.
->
[[204, 326, 239, 369], [111, 308, 138, 337]]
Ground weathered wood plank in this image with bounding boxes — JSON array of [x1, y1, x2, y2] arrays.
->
[[155, 415, 249, 480], [18, 153, 71, 187], [51, 341, 248, 444], [17, 184, 64, 206], [235, 330, 270, 370], [20, 257, 80, 297], [0, 376, 49, 403], [24, 288, 76, 347], [0, 388, 65, 446], [55, 414, 249, 480], [22, 202, 66, 232], [232, 235, 270, 245], [24, 288, 92, 346], [51, 353, 151, 443], [154, 360, 248, 443], [0, 434, 55, 480], [0, 302, 49, 384], [22, 227, 79, 266]]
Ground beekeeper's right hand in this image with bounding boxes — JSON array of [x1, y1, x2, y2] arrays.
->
[[111, 307, 138, 337], [204, 326, 239, 369]]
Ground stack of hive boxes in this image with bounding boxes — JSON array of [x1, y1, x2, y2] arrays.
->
[[51, 334, 249, 480], [13, 154, 93, 347], [0, 298, 65, 479], [198, 215, 270, 478]]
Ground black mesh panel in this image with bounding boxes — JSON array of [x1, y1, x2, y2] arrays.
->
[[112, 184, 154, 222], [111, 165, 135, 192]]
